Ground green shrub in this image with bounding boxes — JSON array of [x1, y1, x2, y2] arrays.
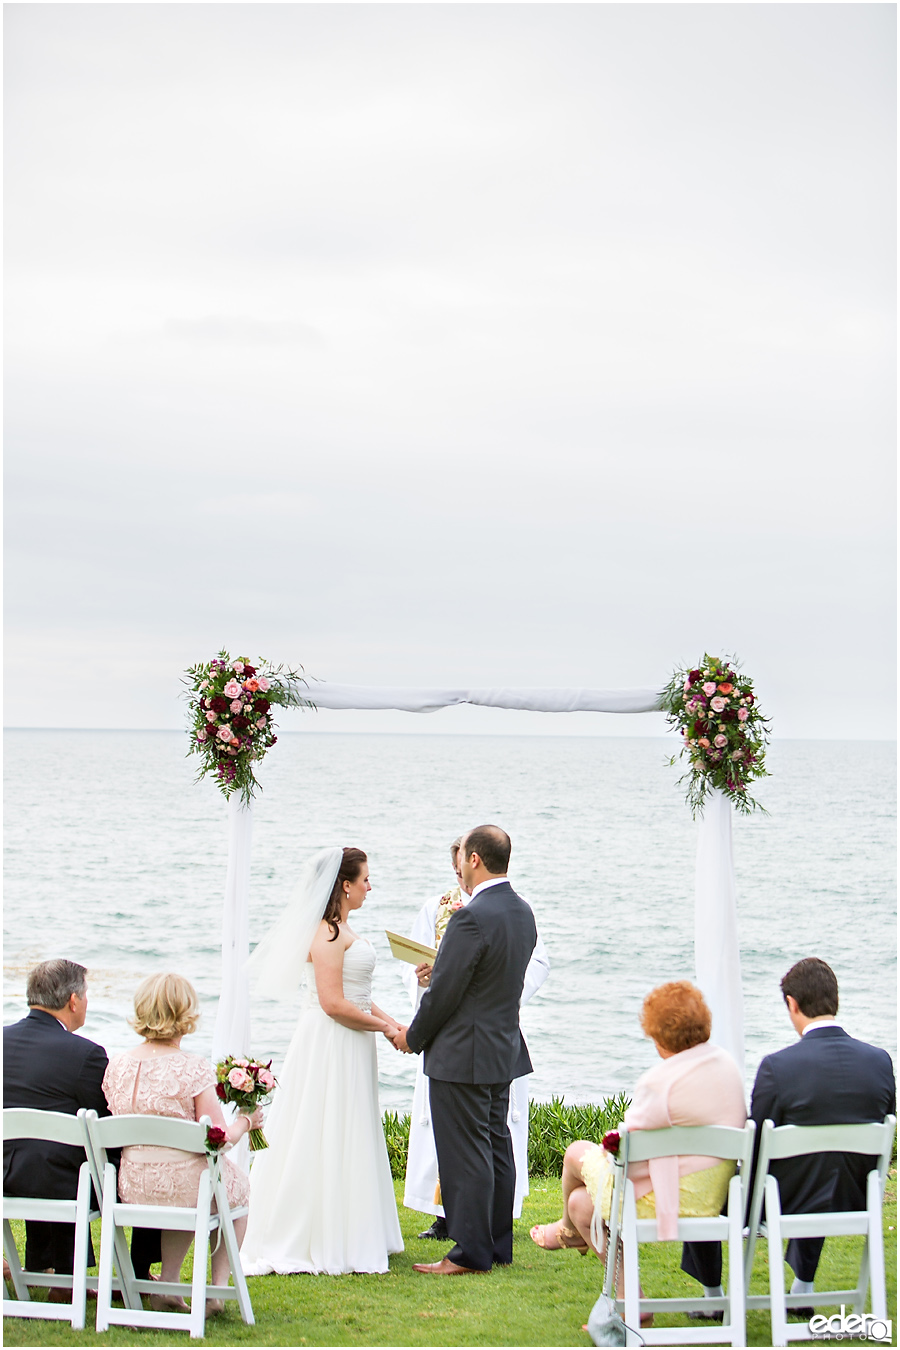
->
[[382, 1094, 630, 1180]]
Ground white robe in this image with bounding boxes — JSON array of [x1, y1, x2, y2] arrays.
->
[[401, 890, 550, 1219]]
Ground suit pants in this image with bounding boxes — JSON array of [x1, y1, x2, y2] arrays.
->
[[428, 1078, 515, 1271]]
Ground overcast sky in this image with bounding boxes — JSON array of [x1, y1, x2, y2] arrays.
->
[[5, 4, 895, 737]]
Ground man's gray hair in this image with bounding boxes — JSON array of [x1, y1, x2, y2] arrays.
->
[[26, 959, 87, 1010]]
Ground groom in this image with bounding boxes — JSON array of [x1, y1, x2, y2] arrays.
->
[[392, 826, 537, 1274]]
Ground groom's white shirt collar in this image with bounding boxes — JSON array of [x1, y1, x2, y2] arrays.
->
[[801, 1020, 844, 1035], [470, 877, 508, 900]]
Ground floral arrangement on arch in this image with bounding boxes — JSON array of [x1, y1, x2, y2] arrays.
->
[[184, 650, 311, 802], [660, 654, 770, 817]]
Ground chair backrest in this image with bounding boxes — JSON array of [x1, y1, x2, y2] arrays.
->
[[622, 1122, 756, 1176], [745, 1114, 897, 1269], [86, 1112, 212, 1158], [759, 1117, 896, 1173], [3, 1107, 86, 1149]]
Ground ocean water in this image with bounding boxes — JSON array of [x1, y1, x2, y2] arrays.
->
[[3, 730, 896, 1112]]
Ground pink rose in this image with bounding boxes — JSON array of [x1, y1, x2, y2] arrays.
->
[[682, 678, 691, 693], [230, 699, 243, 713], [257, 1069, 275, 1090], [702, 682, 717, 696], [199, 680, 209, 690], [197, 729, 208, 742], [223, 680, 241, 699], [217, 726, 231, 741], [714, 734, 727, 748], [710, 696, 726, 713], [738, 707, 749, 721], [256, 676, 270, 692], [228, 1067, 253, 1091], [234, 1058, 249, 1067], [233, 661, 244, 674], [256, 717, 266, 729], [731, 749, 744, 760]]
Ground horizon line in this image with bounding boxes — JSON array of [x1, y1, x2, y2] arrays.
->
[[2, 726, 897, 744]]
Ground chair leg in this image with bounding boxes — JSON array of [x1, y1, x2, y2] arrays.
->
[[726, 1176, 746, 1347], [217, 1199, 254, 1326], [70, 1166, 91, 1330], [765, 1177, 788, 1348], [3, 1220, 31, 1303], [95, 1165, 118, 1334], [189, 1174, 211, 1339], [621, 1188, 642, 1348], [866, 1172, 886, 1322]]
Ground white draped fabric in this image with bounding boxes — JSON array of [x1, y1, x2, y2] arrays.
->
[[694, 788, 745, 1077], [212, 795, 253, 1061], [281, 681, 663, 715], [211, 680, 746, 1094]]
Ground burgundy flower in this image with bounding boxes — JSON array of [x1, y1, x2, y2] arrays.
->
[[689, 669, 702, 684], [206, 1125, 227, 1150], [253, 697, 271, 714], [210, 695, 229, 714], [601, 1130, 620, 1155], [232, 715, 250, 732], [243, 665, 257, 677], [215, 1083, 227, 1100]]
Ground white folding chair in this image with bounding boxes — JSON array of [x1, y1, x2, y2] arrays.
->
[[743, 1114, 896, 1347], [3, 1107, 99, 1329], [84, 1109, 254, 1339], [598, 1121, 756, 1347]]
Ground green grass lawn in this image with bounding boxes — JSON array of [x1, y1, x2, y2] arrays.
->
[[4, 1173, 895, 1347]]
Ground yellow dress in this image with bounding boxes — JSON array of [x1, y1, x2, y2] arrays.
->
[[581, 1144, 735, 1226]]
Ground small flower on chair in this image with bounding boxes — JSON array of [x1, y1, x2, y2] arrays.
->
[[205, 1124, 228, 1156], [601, 1130, 621, 1156]]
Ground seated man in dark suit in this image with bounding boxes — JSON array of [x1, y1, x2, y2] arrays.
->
[[3, 958, 160, 1296], [682, 957, 895, 1318]]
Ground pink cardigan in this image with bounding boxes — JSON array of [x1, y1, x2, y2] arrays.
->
[[622, 1041, 746, 1239]]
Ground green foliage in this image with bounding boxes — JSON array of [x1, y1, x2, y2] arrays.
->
[[382, 1108, 411, 1180], [381, 1095, 631, 1180]]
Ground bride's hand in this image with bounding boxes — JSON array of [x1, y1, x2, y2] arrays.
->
[[381, 1021, 401, 1041]]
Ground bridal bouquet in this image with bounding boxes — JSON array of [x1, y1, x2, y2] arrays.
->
[[659, 654, 770, 817], [214, 1055, 277, 1151], [184, 651, 313, 803]]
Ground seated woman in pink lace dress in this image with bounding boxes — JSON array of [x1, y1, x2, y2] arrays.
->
[[103, 973, 263, 1316]]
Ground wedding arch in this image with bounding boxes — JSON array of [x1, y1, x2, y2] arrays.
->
[[184, 655, 769, 1080]]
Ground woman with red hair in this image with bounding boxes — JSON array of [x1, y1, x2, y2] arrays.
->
[[530, 981, 746, 1260]]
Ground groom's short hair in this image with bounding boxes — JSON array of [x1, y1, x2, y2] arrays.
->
[[463, 825, 511, 876]]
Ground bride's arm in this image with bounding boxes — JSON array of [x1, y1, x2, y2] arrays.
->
[[370, 1001, 401, 1038], [311, 930, 394, 1033]]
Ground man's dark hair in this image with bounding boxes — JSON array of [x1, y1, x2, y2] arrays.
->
[[462, 825, 511, 876], [26, 959, 88, 1011], [781, 957, 839, 1019]]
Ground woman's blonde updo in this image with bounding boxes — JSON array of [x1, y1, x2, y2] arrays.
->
[[131, 973, 200, 1041], [640, 980, 711, 1054]]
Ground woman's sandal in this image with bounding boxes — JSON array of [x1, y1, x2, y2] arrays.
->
[[529, 1221, 589, 1254]]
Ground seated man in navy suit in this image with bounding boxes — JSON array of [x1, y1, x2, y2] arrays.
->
[[3, 959, 159, 1296], [683, 957, 895, 1318]]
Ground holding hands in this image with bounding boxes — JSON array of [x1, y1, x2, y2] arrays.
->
[[383, 1024, 412, 1054]]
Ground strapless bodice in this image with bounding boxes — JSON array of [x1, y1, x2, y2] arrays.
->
[[305, 938, 375, 1011]]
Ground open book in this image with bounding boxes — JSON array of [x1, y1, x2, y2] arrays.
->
[[385, 930, 438, 965]]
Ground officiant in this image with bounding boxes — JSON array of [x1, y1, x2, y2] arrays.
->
[[402, 838, 550, 1238]]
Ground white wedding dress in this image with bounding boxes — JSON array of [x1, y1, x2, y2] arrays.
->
[[240, 938, 403, 1275]]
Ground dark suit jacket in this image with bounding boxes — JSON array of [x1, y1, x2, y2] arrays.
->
[[750, 1025, 895, 1216], [406, 879, 537, 1084], [3, 1009, 111, 1201]]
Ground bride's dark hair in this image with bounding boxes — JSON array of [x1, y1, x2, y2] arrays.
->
[[322, 848, 368, 941]]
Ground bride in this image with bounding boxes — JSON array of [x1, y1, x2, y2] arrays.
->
[[240, 846, 404, 1275]]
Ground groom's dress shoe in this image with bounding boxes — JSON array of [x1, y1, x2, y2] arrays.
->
[[417, 1217, 449, 1240], [412, 1258, 486, 1276]]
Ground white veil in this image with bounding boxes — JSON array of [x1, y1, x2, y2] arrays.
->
[[246, 845, 343, 998]]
